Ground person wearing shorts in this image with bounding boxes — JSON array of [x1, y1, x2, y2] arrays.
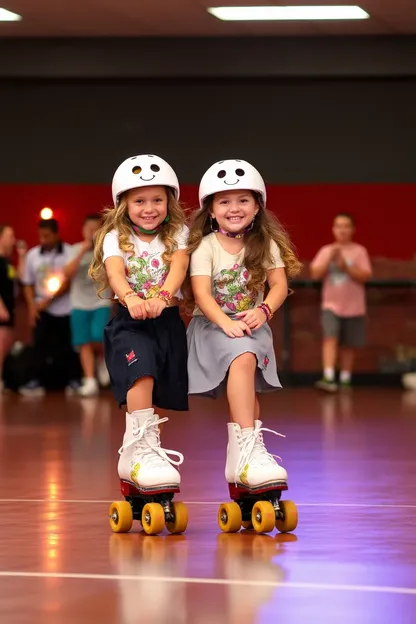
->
[[310, 213, 372, 391], [65, 215, 112, 396]]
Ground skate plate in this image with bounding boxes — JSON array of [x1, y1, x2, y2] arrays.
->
[[108, 479, 188, 536], [217, 481, 297, 535]]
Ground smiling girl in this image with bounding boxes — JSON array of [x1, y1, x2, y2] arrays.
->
[[90, 155, 189, 519], [186, 159, 301, 519]]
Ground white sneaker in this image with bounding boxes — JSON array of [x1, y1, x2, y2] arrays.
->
[[118, 409, 183, 492], [97, 360, 110, 387], [79, 377, 99, 397], [225, 420, 288, 489], [19, 381, 46, 397]]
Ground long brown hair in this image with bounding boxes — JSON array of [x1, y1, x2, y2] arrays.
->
[[89, 187, 186, 297], [183, 192, 302, 313]]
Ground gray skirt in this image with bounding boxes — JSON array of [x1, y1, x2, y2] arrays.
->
[[187, 315, 282, 398]]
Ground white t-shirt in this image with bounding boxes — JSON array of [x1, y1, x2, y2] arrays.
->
[[22, 243, 73, 317], [69, 243, 112, 311], [102, 226, 189, 299], [189, 233, 285, 316]]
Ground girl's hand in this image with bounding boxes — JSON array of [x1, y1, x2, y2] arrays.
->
[[220, 317, 252, 338], [236, 307, 267, 330], [146, 297, 167, 319], [126, 295, 148, 320]]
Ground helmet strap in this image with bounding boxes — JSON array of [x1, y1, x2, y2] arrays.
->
[[210, 216, 255, 239], [130, 215, 170, 235]]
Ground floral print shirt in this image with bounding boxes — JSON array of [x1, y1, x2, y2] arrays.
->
[[190, 233, 285, 316], [103, 226, 189, 300]]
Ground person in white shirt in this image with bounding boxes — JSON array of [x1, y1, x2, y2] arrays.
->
[[89, 155, 189, 533], [20, 219, 80, 396], [64, 214, 112, 397]]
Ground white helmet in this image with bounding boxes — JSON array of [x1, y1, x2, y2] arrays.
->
[[199, 159, 266, 208], [112, 154, 180, 206]]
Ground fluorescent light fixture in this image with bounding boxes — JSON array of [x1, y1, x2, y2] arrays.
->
[[0, 7, 22, 21], [207, 6, 370, 21]]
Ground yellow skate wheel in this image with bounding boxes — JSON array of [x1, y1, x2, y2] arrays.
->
[[109, 501, 133, 533], [275, 500, 298, 533], [142, 502, 165, 536], [166, 502, 188, 534], [218, 502, 242, 533], [251, 501, 276, 534], [241, 520, 254, 530]]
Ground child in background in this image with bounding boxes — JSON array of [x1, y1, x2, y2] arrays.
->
[[64, 214, 112, 397], [310, 213, 372, 392]]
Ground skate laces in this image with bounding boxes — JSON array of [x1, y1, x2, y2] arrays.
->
[[235, 422, 285, 479], [119, 416, 184, 467]]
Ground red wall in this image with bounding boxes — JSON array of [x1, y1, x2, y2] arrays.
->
[[1, 183, 415, 260]]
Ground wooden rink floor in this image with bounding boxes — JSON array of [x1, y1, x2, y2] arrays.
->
[[0, 387, 415, 623]]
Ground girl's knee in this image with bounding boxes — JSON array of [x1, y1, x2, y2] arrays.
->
[[231, 352, 257, 370]]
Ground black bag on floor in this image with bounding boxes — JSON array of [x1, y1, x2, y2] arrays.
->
[[2, 342, 34, 392]]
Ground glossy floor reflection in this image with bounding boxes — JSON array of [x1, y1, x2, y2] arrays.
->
[[0, 388, 415, 623]]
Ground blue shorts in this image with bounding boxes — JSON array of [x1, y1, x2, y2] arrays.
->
[[71, 307, 112, 347]]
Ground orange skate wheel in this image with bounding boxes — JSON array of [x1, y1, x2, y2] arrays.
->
[[251, 501, 275, 534], [109, 501, 133, 533], [166, 502, 188, 534], [142, 502, 165, 536], [275, 500, 298, 533], [218, 502, 242, 533]]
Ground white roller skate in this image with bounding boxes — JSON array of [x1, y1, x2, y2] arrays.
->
[[218, 420, 298, 535], [109, 409, 188, 536]]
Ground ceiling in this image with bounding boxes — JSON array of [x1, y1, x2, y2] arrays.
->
[[0, 0, 415, 37]]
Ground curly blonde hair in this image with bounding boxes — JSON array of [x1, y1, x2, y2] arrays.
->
[[89, 187, 186, 297], [183, 192, 302, 313]]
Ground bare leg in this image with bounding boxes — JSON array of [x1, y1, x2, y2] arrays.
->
[[79, 343, 95, 379], [225, 356, 288, 489], [127, 376, 154, 413], [339, 347, 354, 374], [227, 353, 257, 428], [322, 337, 338, 373], [339, 348, 354, 385], [315, 336, 338, 391], [254, 394, 260, 420]]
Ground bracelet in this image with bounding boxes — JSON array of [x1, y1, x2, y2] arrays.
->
[[258, 302, 273, 321], [121, 290, 137, 307], [155, 289, 172, 306]]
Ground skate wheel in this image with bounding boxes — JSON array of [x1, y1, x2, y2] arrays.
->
[[141, 502, 165, 536], [241, 520, 254, 530], [218, 502, 242, 533], [109, 501, 133, 533], [275, 500, 298, 533], [251, 501, 275, 534], [166, 502, 188, 534]]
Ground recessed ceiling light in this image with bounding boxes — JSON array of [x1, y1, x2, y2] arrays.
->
[[207, 6, 370, 21], [0, 7, 22, 21]]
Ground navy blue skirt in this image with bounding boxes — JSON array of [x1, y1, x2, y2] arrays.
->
[[104, 305, 189, 410]]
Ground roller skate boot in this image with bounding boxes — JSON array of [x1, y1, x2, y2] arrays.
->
[[109, 408, 188, 536], [218, 420, 298, 535]]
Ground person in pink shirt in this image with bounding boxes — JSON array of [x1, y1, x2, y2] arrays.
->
[[310, 213, 372, 391]]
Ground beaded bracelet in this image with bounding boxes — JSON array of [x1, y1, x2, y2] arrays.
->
[[258, 302, 273, 321], [121, 290, 138, 307], [155, 289, 172, 306]]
